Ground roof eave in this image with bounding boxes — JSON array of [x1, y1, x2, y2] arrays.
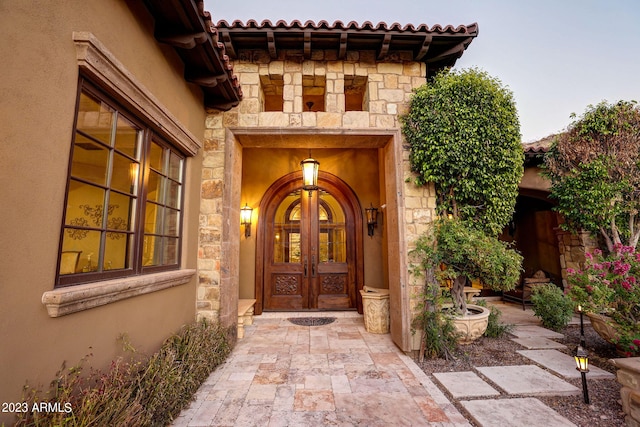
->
[[143, 0, 243, 111], [216, 19, 478, 72]]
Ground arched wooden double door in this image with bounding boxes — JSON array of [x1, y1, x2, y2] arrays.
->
[[256, 171, 363, 312]]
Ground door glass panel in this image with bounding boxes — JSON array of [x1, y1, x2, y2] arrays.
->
[[318, 191, 346, 263], [273, 191, 301, 263]]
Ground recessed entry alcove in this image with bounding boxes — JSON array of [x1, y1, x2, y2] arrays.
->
[[220, 128, 412, 349]]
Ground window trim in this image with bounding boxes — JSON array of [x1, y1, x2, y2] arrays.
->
[[73, 32, 201, 156], [43, 269, 196, 317]]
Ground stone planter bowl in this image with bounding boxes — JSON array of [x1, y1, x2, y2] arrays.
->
[[446, 304, 491, 344]]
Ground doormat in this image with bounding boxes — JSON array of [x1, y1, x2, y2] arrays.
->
[[287, 317, 336, 326]]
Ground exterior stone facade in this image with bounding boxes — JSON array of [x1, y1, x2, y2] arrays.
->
[[197, 48, 437, 349], [556, 230, 598, 287]]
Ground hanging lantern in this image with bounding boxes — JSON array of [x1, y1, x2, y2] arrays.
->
[[300, 157, 319, 194]]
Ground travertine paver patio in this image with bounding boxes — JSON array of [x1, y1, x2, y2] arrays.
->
[[171, 312, 470, 426], [172, 303, 602, 426]]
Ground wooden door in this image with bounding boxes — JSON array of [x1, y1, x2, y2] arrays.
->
[[257, 172, 362, 312]]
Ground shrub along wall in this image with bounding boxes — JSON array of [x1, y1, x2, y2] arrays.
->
[[15, 320, 231, 427]]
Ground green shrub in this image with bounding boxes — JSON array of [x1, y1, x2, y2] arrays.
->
[[412, 283, 460, 360], [16, 319, 231, 427], [476, 300, 514, 338], [531, 284, 575, 331]]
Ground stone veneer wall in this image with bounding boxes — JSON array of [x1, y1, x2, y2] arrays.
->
[[197, 49, 437, 344], [556, 229, 598, 287]]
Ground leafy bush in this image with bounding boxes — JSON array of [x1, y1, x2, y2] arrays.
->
[[411, 219, 522, 314], [566, 245, 640, 354], [531, 284, 574, 331], [402, 67, 523, 237], [16, 319, 231, 427], [475, 300, 514, 338], [412, 283, 460, 361], [544, 100, 640, 251]]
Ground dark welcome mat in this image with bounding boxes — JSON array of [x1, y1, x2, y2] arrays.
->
[[287, 317, 336, 326]]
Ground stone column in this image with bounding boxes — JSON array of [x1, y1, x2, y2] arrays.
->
[[197, 112, 226, 324], [555, 229, 598, 287], [611, 357, 640, 426]]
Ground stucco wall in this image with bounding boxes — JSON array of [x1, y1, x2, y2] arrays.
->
[[0, 1, 204, 418]]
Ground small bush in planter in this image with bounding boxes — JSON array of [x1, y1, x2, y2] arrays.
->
[[531, 283, 574, 331]]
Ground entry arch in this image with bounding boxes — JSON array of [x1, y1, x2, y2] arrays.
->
[[254, 170, 364, 314]]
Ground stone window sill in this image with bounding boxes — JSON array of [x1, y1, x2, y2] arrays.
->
[[42, 269, 195, 317]]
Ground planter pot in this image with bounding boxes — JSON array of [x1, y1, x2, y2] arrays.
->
[[585, 312, 635, 356], [586, 312, 619, 345], [445, 304, 491, 344]]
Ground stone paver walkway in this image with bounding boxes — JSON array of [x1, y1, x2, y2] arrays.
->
[[172, 303, 616, 427], [172, 312, 469, 426]]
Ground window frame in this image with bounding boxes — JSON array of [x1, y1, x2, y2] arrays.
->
[[56, 78, 186, 288]]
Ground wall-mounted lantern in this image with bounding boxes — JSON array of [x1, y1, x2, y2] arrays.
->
[[300, 156, 319, 195], [240, 204, 253, 238], [365, 204, 378, 237]]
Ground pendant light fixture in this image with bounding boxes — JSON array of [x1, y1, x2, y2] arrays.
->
[[300, 154, 319, 195]]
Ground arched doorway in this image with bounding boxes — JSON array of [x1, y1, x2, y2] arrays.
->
[[255, 171, 363, 313]]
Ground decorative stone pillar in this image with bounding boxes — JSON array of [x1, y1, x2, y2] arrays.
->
[[197, 112, 226, 324], [611, 357, 640, 426], [555, 229, 598, 287], [402, 147, 438, 350]]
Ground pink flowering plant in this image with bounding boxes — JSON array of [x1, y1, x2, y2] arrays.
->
[[566, 244, 640, 355]]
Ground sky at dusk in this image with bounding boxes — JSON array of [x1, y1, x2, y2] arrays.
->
[[205, 0, 640, 142]]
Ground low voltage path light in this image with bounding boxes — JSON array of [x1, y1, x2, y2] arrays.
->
[[240, 204, 253, 238], [574, 345, 590, 404], [578, 304, 586, 347], [365, 204, 378, 237]]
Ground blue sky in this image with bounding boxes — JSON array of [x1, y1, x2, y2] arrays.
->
[[205, 0, 640, 142]]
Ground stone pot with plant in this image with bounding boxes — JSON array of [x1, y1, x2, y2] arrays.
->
[[566, 245, 640, 356], [403, 68, 523, 347], [412, 219, 522, 342]]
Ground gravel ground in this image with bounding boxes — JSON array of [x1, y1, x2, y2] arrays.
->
[[414, 323, 627, 427]]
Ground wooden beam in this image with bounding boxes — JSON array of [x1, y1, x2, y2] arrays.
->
[[424, 40, 468, 63], [156, 32, 208, 49], [338, 33, 348, 59], [218, 29, 236, 58], [304, 31, 312, 59], [377, 33, 392, 60], [267, 30, 277, 58], [414, 34, 432, 61]]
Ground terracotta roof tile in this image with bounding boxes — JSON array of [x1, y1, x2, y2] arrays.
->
[[216, 19, 478, 35], [523, 134, 560, 155], [216, 19, 478, 76]]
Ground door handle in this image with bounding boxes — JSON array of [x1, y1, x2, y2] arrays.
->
[[304, 256, 308, 277], [311, 255, 316, 277]]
